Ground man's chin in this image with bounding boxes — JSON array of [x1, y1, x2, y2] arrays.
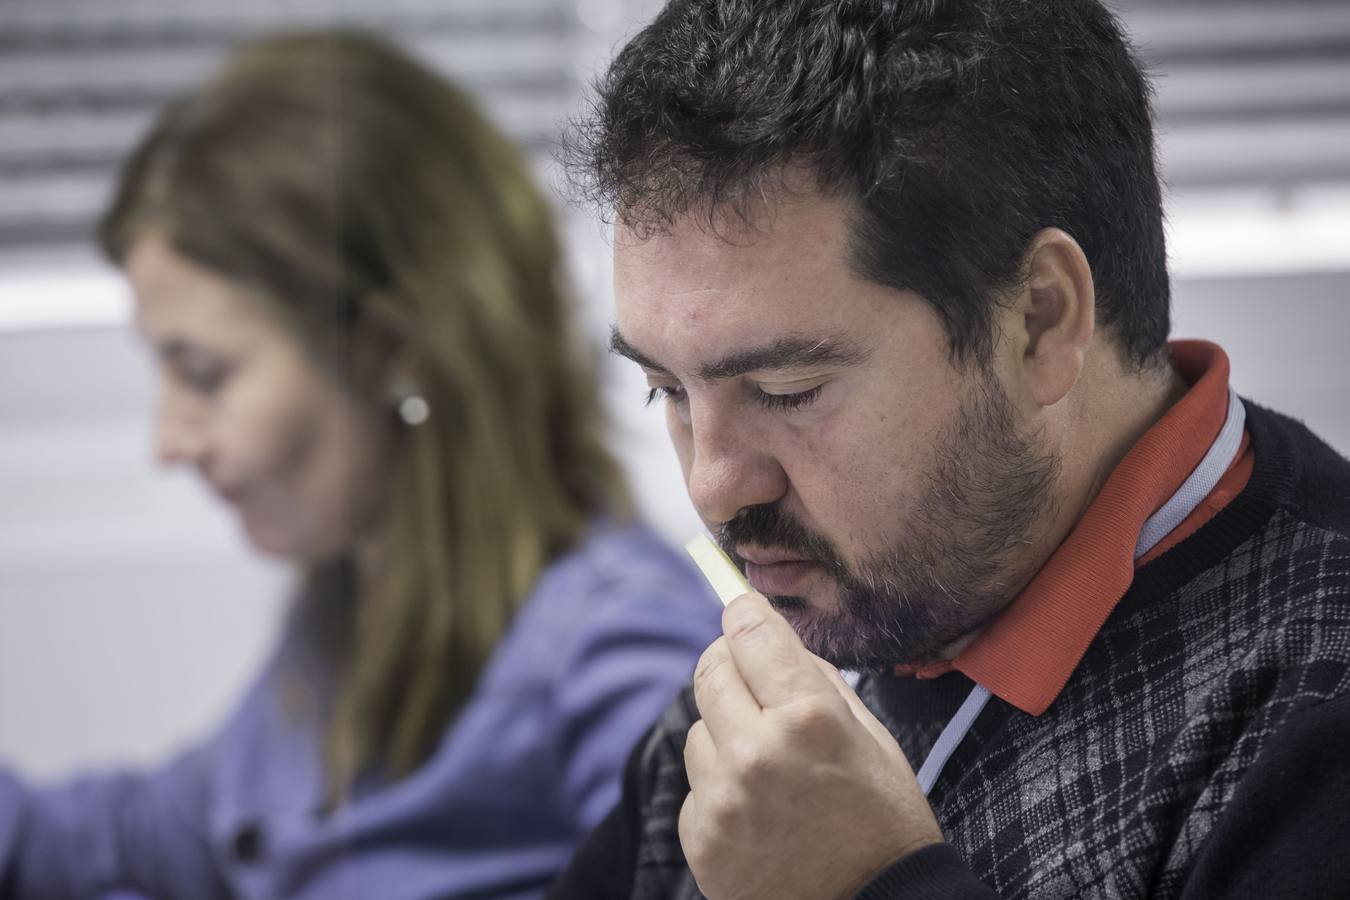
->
[[762, 594, 962, 671], [764, 592, 808, 614], [762, 596, 869, 667], [764, 593, 839, 640]]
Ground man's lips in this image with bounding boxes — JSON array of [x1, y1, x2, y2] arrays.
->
[[736, 545, 810, 566], [744, 560, 818, 595], [736, 546, 818, 595]]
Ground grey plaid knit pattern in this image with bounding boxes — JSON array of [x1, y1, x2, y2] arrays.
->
[[927, 509, 1350, 898], [618, 408, 1350, 899]]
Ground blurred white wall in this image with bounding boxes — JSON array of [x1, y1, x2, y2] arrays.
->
[[1172, 272, 1350, 453], [1, 0, 1347, 782], [0, 319, 291, 779]]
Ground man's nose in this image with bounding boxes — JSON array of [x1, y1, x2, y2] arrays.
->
[[685, 405, 787, 528]]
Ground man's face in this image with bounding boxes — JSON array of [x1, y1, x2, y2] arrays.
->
[[613, 191, 1060, 669]]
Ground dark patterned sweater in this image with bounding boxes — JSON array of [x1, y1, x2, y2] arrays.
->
[[550, 401, 1350, 899]]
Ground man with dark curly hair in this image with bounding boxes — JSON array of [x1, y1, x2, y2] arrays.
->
[[551, 1, 1350, 897]]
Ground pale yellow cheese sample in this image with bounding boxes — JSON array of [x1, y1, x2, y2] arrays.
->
[[685, 533, 752, 607]]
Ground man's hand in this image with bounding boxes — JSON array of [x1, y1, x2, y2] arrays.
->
[[679, 592, 943, 900]]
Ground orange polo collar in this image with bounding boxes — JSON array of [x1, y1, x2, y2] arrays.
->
[[902, 340, 1253, 716]]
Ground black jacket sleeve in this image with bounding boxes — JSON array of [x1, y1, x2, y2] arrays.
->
[[854, 843, 1000, 899], [1179, 691, 1350, 899]]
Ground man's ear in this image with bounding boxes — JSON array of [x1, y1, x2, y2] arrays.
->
[[1012, 228, 1095, 408]]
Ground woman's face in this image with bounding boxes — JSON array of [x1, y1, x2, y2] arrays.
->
[[125, 230, 389, 564]]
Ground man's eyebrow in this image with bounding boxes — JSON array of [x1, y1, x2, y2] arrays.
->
[[609, 328, 870, 380], [695, 335, 870, 380], [609, 328, 669, 373]]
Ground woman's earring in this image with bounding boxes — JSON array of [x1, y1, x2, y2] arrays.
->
[[392, 381, 430, 427]]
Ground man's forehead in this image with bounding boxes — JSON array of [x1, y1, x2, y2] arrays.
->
[[610, 191, 930, 378], [614, 218, 855, 340], [613, 191, 852, 286]]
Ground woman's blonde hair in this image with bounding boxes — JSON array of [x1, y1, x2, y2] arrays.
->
[[99, 29, 631, 795]]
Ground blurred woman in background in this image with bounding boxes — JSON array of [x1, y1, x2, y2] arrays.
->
[[0, 29, 720, 900]]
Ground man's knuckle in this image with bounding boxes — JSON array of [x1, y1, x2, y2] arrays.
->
[[782, 696, 844, 737], [727, 739, 774, 784], [677, 800, 704, 858], [723, 599, 770, 643], [692, 658, 720, 689], [704, 792, 742, 832], [693, 638, 730, 684], [683, 719, 707, 757]]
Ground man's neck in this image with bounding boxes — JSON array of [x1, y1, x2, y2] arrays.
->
[[933, 343, 1186, 665], [1069, 348, 1188, 523], [1053, 344, 1188, 564]]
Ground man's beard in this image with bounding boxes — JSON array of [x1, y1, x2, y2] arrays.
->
[[718, 373, 1061, 670]]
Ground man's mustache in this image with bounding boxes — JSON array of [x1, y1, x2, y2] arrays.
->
[[716, 504, 841, 572]]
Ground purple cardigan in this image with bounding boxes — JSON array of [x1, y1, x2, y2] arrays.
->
[[0, 521, 722, 899]]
